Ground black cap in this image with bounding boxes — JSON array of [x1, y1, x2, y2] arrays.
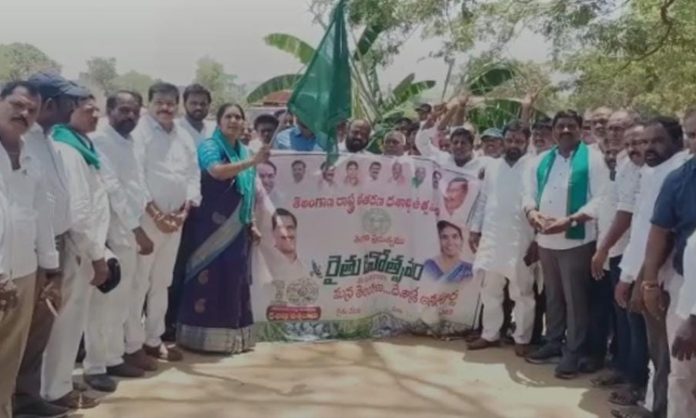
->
[[28, 72, 90, 99]]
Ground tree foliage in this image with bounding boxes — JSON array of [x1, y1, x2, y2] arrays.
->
[[315, 0, 693, 114], [194, 57, 246, 112], [80, 57, 118, 94], [0, 43, 60, 82], [113, 70, 157, 99]]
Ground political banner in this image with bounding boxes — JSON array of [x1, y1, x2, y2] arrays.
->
[[251, 151, 483, 341]]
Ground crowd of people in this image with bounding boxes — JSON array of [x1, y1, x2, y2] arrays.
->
[[0, 71, 695, 418]]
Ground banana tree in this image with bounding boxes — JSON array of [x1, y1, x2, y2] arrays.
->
[[246, 25, 436, 124], [454, 62, 549, 130]]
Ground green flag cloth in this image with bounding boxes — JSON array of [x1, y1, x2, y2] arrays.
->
[[52, 124, 100, 169], [535, 142, 589, 240], [287, 0, 351, 162]]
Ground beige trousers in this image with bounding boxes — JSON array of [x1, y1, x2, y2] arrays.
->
[[0, 273, 37, 418]]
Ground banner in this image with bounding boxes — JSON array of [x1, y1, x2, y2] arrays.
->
[[252, 152, 483, 341]]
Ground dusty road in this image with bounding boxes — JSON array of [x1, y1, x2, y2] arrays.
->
[[79, 336, 611, 418]]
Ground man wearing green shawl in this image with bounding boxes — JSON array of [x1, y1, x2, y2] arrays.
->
[[43, 94, 114, 406], [522, 110, 609, 379]]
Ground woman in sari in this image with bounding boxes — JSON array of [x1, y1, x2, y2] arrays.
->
[[423, 221, 473, 283], [177, 103, 270, 354]]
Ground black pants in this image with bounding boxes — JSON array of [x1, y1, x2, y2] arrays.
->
[[608, 257, 649, 387], [476, 281, 514, 337], [585, 257, 617, 363], [531, 281, 546, 346]]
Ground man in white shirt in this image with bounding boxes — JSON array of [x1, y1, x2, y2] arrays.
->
[[0, 81, 59, 418], [126, 82, 200, 363], [523, 110, 609, 379], [417, 119, 489, 179], [640, 117, 696, 418], [613, 118, 689, 418], [587, 106, 612, 147], [467, 121, 536, 356], [588, 114, 649, 399], [382, 131, 406, 157], [15, 73, 91, 417], [42, 94, 112, 407], [671, 231, 696, 408], [531, 117, 555, 155], [581, 111, 638, 374], [177, 83, 215, 147], [93, 91, 156, 376]]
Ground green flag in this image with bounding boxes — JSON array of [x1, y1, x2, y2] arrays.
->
[[288, 0, 351, 159]]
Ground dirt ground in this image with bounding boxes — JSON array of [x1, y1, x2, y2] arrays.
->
[[79, 336, 612, 418]]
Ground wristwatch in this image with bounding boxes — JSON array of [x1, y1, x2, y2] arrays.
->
[[569, 218, 579, 228]]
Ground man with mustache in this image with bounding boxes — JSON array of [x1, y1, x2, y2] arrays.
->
[[291, 160, 306, 184], [42, 93, 113, 407], [531, 117, 554, 155], [15, 73, 92, 416], [416, 99, 490, 179], [523, 110, 609, 379], [178, 83, 215, 147], [610, 117, 689, 418], [584, 111, 647, 391], [640, 116, 696, 418], [92, 91, 156, 376], [343, 119, 371, 153], [125, 82, 200, 364], [0, 81, 59, 418], [468, 121, 536, 356], [480, 128, 504, 159], [588, 106, 612, 147], [383, 131, 406, 157]]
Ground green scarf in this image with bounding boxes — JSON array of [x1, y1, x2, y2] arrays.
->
[[212, 128, 255, 225], [52, 124, 100, 169], [536, 141, 589, 239]]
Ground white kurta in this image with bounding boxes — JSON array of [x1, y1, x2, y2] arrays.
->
[[677, 232, 696, 319], [523, 146, 609, 250], [619, 151, 690, 284], [93, 124, 148, 247], [471, 156, 535, 279], [470, 156, 536, 344], [415, 127, 490, 178], [0, 146, 59, 278], [92, 124, 151, 370], [177, 117, 216, 148], [583, 158, 634, 268], [22, 124, 71, 235], [0, 148, 11, 282], [135, 115, 201, 212], [125, 115, 200, 352], [42, 142, 111, 401]]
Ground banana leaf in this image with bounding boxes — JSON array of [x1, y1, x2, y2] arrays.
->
[[466, 64, 516, 96], [379, 80, 436, 116], [246, 74, 301, 104], [353, 23, 385, 61], [264, 33, 316, 65]]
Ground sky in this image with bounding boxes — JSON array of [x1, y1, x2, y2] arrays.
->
[[2, 0, 549, 93]]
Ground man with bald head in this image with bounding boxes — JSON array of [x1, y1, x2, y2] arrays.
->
[[383, 131, 406, 157], [588, 106, 613, 147], [344, 119, 372, 153]]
